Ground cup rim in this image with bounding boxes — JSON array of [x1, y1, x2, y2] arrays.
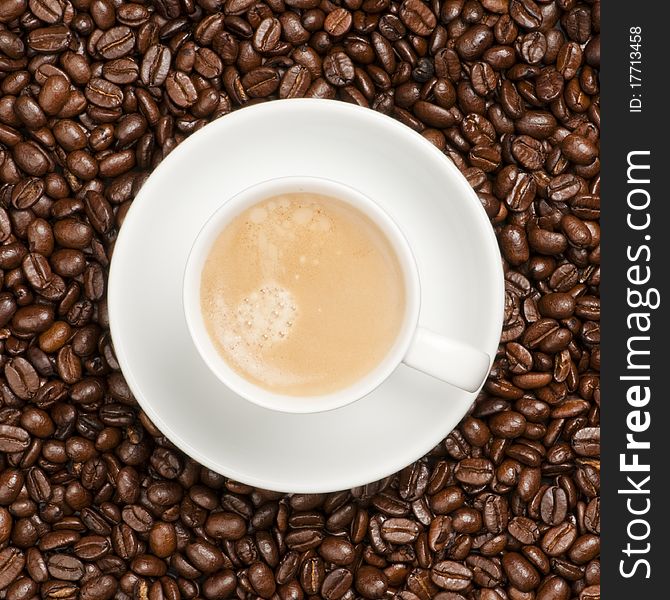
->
[[182, 175, 421, 414]]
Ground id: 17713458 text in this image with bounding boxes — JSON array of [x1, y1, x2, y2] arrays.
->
[[629, 26, 643, 113]]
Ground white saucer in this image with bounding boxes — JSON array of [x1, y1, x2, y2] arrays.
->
[[108, 100, 504, 493]]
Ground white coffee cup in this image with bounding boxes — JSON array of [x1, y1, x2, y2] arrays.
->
[[183, 176, 490, 414]]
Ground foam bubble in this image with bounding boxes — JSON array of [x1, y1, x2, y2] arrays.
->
[[234, 284, 296, 346], [210, 283, 300, 386]]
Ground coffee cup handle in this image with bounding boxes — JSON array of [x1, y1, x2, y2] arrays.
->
[[403, 327, 491, 393]]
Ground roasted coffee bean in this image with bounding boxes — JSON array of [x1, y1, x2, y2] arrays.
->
[[324, 8, 353, 37], [85, 78, 123, 109], [47, 554, 85, 581], [61, 52, 91, 84], [413, 101, 456, 128], [96, 27, 135, 60], [584, 498, 601, 534], [185, 539, 226, 573], [12, 177, 44, 210], [103, 58, 139, 84], [13, 141, 52, 176], [141, 45, 172, 87], [13, 95, 46, 130], [39, 74, 70, 115], [380, 518, 421, 544], [53, 219, 93, 249], [561, 134, 598, 165], [322, 567, 353, 600], [538, 293, 576, 319], [27, 25, 72, 53], [74, 535, 112, 560], [323, 52, 355, 87], [355, 565, 388, 599], [194, 47, 223, 79], [66, 150, 99, 181], [500, 224, 529, 265], [456, 24, 494, 60], [466, 555, 503, 587], [242, 67, 280, 97], [454, 458, 494, 485], [569, 534, 600, 565], [0, 31, 24, 61], [80, 575, 117, 600], [510, 0, 542, 30], [248, 561, 276, 598], [400, 0, 437, 37], [165, 71, 198, 107], [53, 119, 88, 151], [319, 536, 356, 564], [300, 555, 325, 594], [0, 548, 25, 590], [202, 570, 237, 599], [537, 575, 571, 600], [0, 424, 31, 452], [122, 505, 153, 533], [42, 581, 78, 599], [131, 554, 167, 577], [5, 576, 38, 600], [250, 17, 279, 54], [203, 512, 243, 542], [508, 516, 540, 544], [512, 135, 545, 170], [542, 521, 577, 557], [280, 65, 311, 99], [502, 552, 540, 592], [431, 561, 473, 591]]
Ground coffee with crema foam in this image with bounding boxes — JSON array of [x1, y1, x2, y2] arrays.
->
[[200, 193, 406, 396]]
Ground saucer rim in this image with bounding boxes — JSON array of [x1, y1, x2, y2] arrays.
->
[[108, 99, 505, 493]]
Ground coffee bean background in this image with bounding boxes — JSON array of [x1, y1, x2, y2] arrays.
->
[[0, 0, 599, 598]]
